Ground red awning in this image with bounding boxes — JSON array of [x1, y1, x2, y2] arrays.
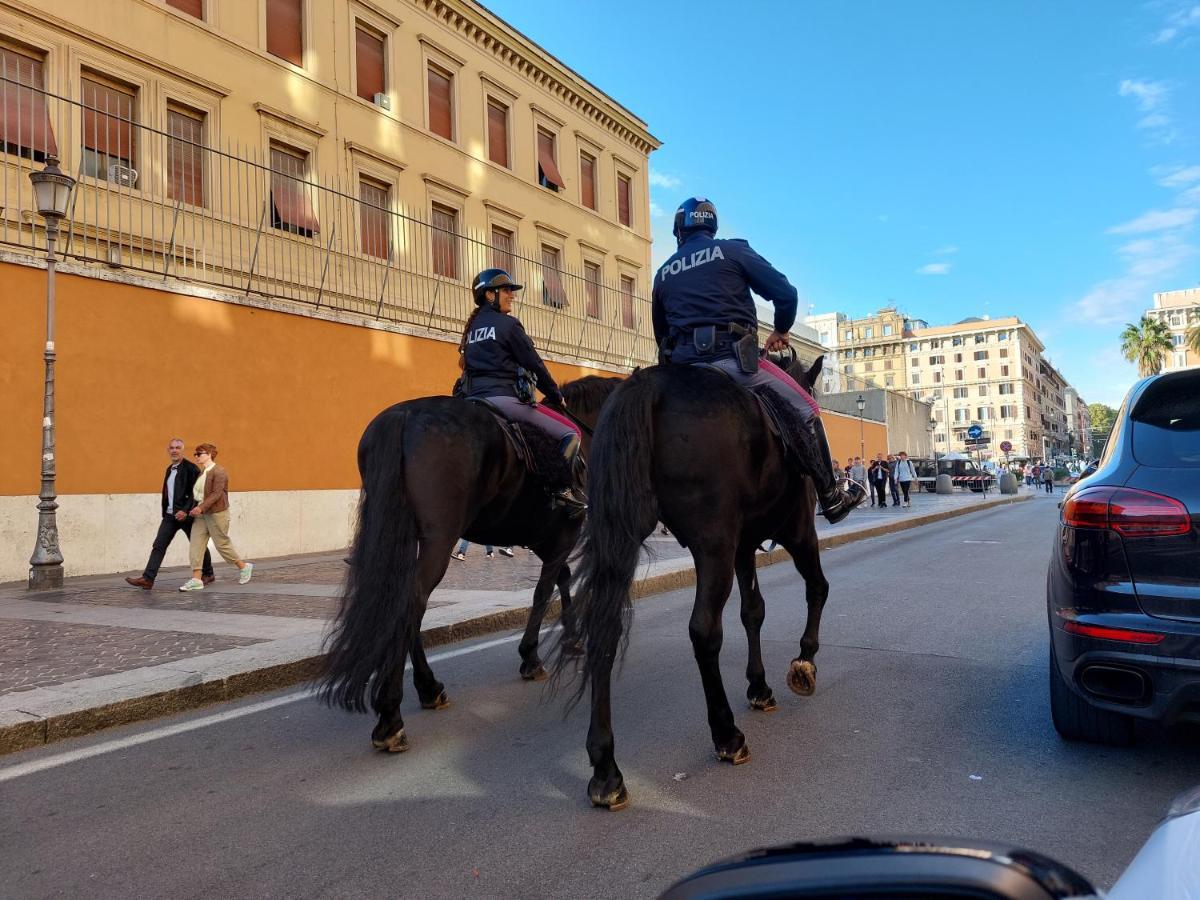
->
[[271, 171, 320, 233], [537, 144, 565, 191]]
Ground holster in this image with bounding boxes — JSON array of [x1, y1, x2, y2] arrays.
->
[[514, 367, 536, 405], [692, 325, 717, 354], [451, 375, 467, 398], [733, 328, 759, 375]]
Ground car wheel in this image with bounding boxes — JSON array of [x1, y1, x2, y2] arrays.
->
[[1049, 645, 1135, 746]]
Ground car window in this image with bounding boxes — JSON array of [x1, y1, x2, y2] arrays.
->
[[1130, 373, 1200, 468]]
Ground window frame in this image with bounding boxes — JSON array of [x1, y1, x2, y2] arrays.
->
[[616, 166, 633, 228], [268, 140, 320, 236], [0, 38, 58, 162], [579, 149, 597, 211], [353, 20, 388, 105], [535, 124, 565, 192], [429, 200, 461, 281], [485, 95, 511, 169], [79, 67, 143, 189], [165, 101, 208, 208], [264, 0, 306, 69], [583, 258, 603, 319], [358, 173, 392, 261]]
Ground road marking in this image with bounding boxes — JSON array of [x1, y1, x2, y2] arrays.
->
[[961, 540, 1002, 544], [0, 629, 540, 782]]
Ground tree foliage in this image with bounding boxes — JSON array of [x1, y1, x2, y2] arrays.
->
[[1088, 403, 1118, 436], [1187, 321, 1200, 356], [1119, 316, 1173, 377]]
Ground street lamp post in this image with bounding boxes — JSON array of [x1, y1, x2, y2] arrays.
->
[[856, 393, 866, 459], [929, 417, 938, 463], [27, 155, 75, 591]]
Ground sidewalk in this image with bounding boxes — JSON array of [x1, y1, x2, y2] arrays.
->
[[0, 487, 1034, 754]]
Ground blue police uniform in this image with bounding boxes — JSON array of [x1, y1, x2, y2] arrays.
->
[[463, 305, 563, 405]]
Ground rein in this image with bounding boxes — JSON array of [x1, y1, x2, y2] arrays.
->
[[544, 401, 594, 436]]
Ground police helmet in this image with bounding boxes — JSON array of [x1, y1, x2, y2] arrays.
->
[[472, 268, 523, 306], [672, 197, 718, 243]]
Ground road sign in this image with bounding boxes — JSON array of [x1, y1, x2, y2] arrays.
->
[[967, 424, 984, 440], [1000, 440, 1013, 452], [965, 438, 991, 447]]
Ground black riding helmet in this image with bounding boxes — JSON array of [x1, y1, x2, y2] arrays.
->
[[472, 268, 523, 307]]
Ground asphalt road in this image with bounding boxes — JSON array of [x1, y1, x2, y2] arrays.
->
[[3, 496, 1197, 899]]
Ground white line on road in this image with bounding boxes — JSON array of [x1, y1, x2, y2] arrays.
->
[[0, 629, 540, 783]]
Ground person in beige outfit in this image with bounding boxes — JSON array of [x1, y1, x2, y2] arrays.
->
[[179, 443, 253, 591]]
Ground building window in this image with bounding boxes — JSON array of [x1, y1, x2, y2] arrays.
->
[[1173, 334, 1184, 347], [999, 348, 1009, 357], [427, 63, 454, 140], [928, 354, 944, 365], [617, 172, 632, 227], [266, 0, 304, 67], [355, 23, 386, 103], [584, 260, 601, 318], [166, 104, 205, 206], [845, 329, 854, 341], [910, 357, 918, 366], [865, 362, 875, 372], [975, 333, 986, 344], [540, 245, 568, 308], [620, 274, 635, 327], [81, 72, 139, 187], [910, 372, 920, 384], [885, 375, 894, 387], [486, 99, 509, 168], [883, 324, 893, 336], [999, 383, 1014, 395], [952, 336, 963, 346], [954, 408, 969, 422], [1175, 352, 1186, 368], [999, 331, 1009, 341], [933, 371, 942, 384], [977, 367, 987, 378], [955, 369, 964, 381], [864, 326, 874, 339], [490, 225, 514, 274], [0, 44, 57, 160], [537, 127, 565, 191], [974, 350, 988, 360], [269, 143, 319, 235], [953, 386, 968, 399], [580, 151, 597, 210], [954, 352, 963, 363], [977, 407, 991, 420], [431, 203, 459, 279], [1000, 365, 1009, 377], [359, 176, 390, 260], [978, 384, 988, 396], [167, 0, 203, 18]]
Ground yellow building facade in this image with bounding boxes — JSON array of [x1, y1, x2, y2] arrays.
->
[[1148, 288, 1200, 373]]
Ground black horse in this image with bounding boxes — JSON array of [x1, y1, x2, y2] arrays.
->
[[321, 375, 620, 753], [562, 355, 835, 810]]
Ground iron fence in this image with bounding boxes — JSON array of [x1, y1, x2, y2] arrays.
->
[[0, 74, 656, 368]]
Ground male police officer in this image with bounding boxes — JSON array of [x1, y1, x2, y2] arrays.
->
[[651, 197, 863, 524]]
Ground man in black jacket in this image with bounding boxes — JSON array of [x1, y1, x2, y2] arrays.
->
[[125, 438, 213, 589]]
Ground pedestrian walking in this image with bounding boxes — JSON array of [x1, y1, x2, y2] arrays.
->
[[125, 437, 213, 590], [179, 443, 252, 591], [894, 451, 917, 507], [887, 453, 901, 506], [848, 456, 867, 504], [451, 539, 514, 560], [868, 454, 890, 507], [1042, 464, 1055, 494]]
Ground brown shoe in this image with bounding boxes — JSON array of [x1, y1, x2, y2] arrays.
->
[[125, 576, 153, 590], [201, 574, 215, 586]]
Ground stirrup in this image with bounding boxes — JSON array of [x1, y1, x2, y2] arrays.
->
[[551, 488, 588, 515], [820, 479, 867, 525]]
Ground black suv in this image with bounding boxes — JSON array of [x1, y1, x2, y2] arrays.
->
[[1048, 368, 1200, 745]]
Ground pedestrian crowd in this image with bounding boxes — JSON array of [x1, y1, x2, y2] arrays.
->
[[841, 451, 918, 509]]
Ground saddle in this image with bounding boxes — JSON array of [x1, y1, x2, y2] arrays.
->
[[748, 387, 804, 465], [468, 398, 562, 480]]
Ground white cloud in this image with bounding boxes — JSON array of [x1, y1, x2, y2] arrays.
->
[[1181, 184, 1200, 205], [916, 262, 951, 275], [1152, 4, 1200, 43], [934, 245, 959, 255], [1074, 234, 1195, 325], [648, 170, 681, 190], [1157, 165, 1200, 188], [1119, 78, 1168, 111], [876, 214, 889, 223], [1107, 207, 1198, 234], [649, 200, 666, 218]]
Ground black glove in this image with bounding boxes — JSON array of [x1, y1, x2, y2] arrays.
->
[[544, 389, 565, 407]]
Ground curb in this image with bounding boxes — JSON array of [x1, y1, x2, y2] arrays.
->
[[0, 493, 1032, 756]]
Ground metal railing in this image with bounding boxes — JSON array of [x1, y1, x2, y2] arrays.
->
[[0, 76, 656, 368]]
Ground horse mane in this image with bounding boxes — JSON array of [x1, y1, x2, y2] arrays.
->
[[563, 375, 623, 417]]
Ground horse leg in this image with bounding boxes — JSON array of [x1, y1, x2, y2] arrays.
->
[[411, 634, 449, 710], [735, 545, 776, 712], [370, 644, 411, 752], [518, 545, 572, 680], [586, 632, 628, 810], [556, 562, 584, 657], [689, 551, 749, 764], [779, 521, 829, 697]]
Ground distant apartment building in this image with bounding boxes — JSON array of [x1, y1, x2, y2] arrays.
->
[[832, 307, 928, 392], [1064, 387, 1091, 461], [802, 310, 847, 393], [1038, 358, 1071, 460], [1146, 288, 1200, 372]]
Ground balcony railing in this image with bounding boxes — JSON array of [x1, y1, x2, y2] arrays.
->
[[0, 76, 656, 368]]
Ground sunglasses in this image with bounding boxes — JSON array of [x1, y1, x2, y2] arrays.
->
[[193, 451, 208, 457]]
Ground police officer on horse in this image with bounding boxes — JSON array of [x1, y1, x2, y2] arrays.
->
[[652, 197, 864, 524], [459, 268, 587, 512]]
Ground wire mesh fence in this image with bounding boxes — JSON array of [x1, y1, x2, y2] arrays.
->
[[0, 73, 656, 368]]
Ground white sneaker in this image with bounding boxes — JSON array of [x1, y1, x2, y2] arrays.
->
[[238, 563, 254, 585], [498, 547, 514, 558], [179, 578, 204, 592], [485, 551, 494, 559], [452, 552, 466, 561]]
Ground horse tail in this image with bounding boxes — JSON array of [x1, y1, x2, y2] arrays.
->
[[556, 372, 661, 705], [320, 407, 417, 713]]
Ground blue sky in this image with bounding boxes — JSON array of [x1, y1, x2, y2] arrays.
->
[[485, 0, 1200, 406]]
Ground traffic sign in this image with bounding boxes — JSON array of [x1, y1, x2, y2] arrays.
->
[[1000, 440, 1013, 452], [965, 438, 991, 447], [967, 424, 984, 440]]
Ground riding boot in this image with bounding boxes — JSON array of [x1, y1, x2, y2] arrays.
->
[[810, 418, 866, 525], [550, 433, 588, 515]]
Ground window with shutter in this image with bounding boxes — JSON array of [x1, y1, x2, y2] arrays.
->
[[580, 152, 596, 210], [0, 45, 57, 160], [167, 104, 205, 207], [620, 275, 635, 327], [491, 225, 514, 274], [617, 173, 631, 226], [584, 261, 601, 318], [355, 25, 385, 102], [431, 203, 458, 279], [359, 177, 390, 260], [541, 245, 568, 308], [266, 0, 304, 66], [427, 65, 453, 140], [81, 73, 138, 186], [167, 0, 203, 18], [536, 128, 564, 191], [269, 143, 320, 235], [487, 100, 509, 168]]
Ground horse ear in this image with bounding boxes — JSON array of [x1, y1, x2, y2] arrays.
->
[[803, 354, 824, 392]]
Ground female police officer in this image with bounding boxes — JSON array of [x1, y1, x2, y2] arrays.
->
[[459, 268, 587, 512]]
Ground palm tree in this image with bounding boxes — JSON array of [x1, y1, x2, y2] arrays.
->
[[1120, 316, 1173, 377], [1186, 320, 1200, 357]]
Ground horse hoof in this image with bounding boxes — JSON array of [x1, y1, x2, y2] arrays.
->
[[716, 742, 751, 766], [750, 693, 778, 712], [787, 659, 817, 696], [589, 781, 630, 811], [520, 665, 549, 682], [421, 690, 450, 710], [371, 729, 409, 753]]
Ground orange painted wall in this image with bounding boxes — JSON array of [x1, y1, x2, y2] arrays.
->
[[822, 410, 889, 466], [0, 262, 613, 495]]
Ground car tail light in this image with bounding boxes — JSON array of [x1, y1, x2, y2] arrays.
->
[[1063, 619, 1165, 644], [1062, 486, 1191, 538]]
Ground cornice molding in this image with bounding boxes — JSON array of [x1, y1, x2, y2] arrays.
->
[[253, 102, 327, 138]]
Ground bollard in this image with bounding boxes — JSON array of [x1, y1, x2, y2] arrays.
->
[[935, 473, 953, 494], [999, 472, 1018, 495]]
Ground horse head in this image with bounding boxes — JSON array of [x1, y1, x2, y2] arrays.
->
[[765, 349, 824, 396]]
